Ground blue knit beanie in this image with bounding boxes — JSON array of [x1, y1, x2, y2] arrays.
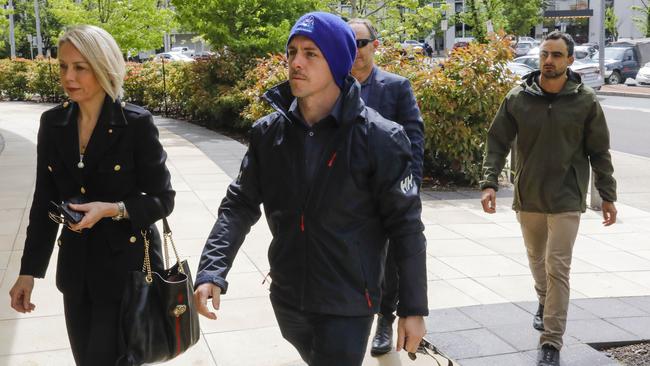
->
[[287, 12, 357, 89]]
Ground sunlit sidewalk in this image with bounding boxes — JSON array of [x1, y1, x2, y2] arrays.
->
[[1, 101, 649, 365]]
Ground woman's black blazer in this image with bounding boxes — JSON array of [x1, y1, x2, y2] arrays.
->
[[19, 95, 175, 302]]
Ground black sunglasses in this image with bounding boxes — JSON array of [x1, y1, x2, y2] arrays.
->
[[356, 38, 375, 48]]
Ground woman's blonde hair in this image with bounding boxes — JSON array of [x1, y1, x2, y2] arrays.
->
[[58, 25, 126, 101]]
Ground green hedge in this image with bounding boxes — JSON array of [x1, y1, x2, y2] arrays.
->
[[0, 37, 516, 184], [0, 58, 65, 102]]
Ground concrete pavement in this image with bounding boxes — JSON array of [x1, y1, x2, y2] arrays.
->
[[1, 101, 650, 366]]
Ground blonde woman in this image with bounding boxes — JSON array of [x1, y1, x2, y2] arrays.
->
[[8, 25, 174, 365]]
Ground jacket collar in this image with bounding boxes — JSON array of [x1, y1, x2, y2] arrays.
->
[[521, 69, 583, 97], [50, 94, 128, 127], [262, 75, 366, 126]]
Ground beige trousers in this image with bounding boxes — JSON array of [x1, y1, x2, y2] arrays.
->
[[517, 211, 581, 350]]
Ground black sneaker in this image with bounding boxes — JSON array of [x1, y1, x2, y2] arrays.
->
[[370, 315, 393, 357], [538, 344, 560, 366], [533, 303, 545, 331]]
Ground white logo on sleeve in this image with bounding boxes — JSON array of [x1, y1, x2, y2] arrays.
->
[[400, 174, 414, 193]]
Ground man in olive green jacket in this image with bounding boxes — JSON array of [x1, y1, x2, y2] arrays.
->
[[480, 32, 617, 366]]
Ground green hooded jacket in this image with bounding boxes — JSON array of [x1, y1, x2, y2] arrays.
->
[[480, 70, 616, 213]]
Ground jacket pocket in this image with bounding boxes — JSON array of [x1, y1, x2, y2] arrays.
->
[[572, 165, 585, 205], [353, 240, 373, 309]]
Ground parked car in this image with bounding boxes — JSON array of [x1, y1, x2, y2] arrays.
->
[[401, 40, 424, 53], [506, 62, 534, 79], [518, 36, 539, 45], [453, 37, 474, 49], [515, 41, 535, 57], [570, 59, 604, 90], [513, 55, 539, 70], [573, 45, 596, 60], [636, 62, 650, 85], [592, 39, 650, 84], [170, 46, 195, 57], [512, 55, 604, 90], [152, 52, 195, 63], [193, 51, 217, 60]]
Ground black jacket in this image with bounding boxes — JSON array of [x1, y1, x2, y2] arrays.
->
[[361, 66, 425, 185], [20, 96, 175, 302], [196, 77, 428, 317]]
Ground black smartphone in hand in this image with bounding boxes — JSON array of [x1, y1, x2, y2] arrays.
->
[[49, 199, 84, 224]]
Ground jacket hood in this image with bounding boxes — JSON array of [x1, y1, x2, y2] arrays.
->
[[262, 75, 366, 125], [521, 69, 583, 97]]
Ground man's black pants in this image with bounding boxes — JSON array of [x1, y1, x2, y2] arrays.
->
[[379, 242, 399, 322], [271, 295, 374, 366]]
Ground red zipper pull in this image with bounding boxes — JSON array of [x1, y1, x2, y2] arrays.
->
[[300, 214, 305, 232], [327, 152, 337, 167], [365, 288, 373, 308]]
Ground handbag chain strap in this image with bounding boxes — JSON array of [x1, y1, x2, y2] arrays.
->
[[162, 218, 184, 274], [140, 217, 184, 284]]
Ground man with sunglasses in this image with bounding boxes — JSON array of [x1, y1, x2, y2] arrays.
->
[[348, 18, 425, 357]]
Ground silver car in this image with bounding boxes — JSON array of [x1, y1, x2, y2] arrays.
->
[[513, 56, 604, 90], [636, 62, 650, 85]]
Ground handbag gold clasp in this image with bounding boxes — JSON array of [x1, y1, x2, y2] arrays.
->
[[173, 305, 187, 317]]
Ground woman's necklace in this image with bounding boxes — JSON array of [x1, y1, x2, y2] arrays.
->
[[78, 144, 86, 169]]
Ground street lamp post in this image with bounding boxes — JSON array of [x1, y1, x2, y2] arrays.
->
[[590, 0, 606, 210], [8, 0, 16, 59], [34, 0, 44, 57]]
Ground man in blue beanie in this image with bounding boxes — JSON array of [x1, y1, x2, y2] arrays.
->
[[194, 11, 428, 365]]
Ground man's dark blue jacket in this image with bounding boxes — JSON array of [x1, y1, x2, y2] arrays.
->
[[196, 76, 428, 317], [361, 66, 424, 185]]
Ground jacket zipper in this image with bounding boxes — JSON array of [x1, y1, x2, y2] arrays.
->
[[300, 209, 307, 311]]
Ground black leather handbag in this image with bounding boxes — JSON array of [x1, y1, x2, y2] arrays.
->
[[117, 218, 200, 366]]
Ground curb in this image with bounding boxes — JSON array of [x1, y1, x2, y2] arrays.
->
[[596, 90, 650, 99]]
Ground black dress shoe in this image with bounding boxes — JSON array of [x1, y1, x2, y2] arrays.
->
[[370, 315, 393, 357], [533, 303, 545, 331], [538, 344, 560, 366]]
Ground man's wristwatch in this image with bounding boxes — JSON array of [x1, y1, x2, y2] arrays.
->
[[112, 201, 126, 221]]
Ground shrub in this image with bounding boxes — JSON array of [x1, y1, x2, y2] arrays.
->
[[412, 35, 516, 184], [0, 58, 32, 101], [237, 53, 288, 127], [123, 50, 249, 129], [29, 59, 65, 102]]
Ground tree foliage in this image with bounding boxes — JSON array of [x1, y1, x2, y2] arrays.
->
[[501, 0, 544, 36], [46, 0, 176, 54], [325, 0, 446, 43], [632, 0, 650, 37], [605, 7, 619, 41], [0, 1, 7, 49], [0, 0, 65, 58], [171, 0, 322, 58], [455, 0, 507, 43], [455, 0, 545, 40]]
